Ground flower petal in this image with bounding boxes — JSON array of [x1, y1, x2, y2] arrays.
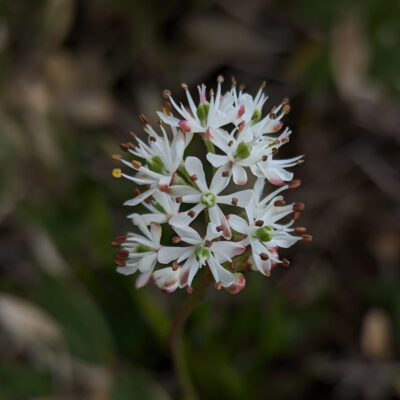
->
[[218, 189, 253, 208], [184, 157, 208, 192], [232, 164, 247, 185], [135, 270, 153, 289], [206, 153, 229, 168], [210, 166, 231, 194], [227, 214, 249, 234], [208, 256, 235, 287], [150, 222, 162, 245], [158, 246, 192, 264]]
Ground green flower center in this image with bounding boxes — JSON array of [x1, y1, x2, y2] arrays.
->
[[195, 246, 210, 264], [136, 244, 151, 253], [200, 192, 216, 208], [196, 102, 210, 125], [251, 109, 261, 125], [148, 156, 165, 174], [235, 141, 251, 160], [255, 226, 273, 242]]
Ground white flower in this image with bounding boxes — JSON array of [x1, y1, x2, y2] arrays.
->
[[158, 225, 246, 288], [116, 217, 162, 289], [128, 190, 180, 225], [158, 79, 236, 134], [207, 124, 301, 186], [120, 124, 186, 206], [250, 154, 303, 186], [228, 179, 302, 276], [169, 157, 253, 238], [152, 267, 182, 293]]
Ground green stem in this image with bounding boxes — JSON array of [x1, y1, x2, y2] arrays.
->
[[168, 268, 213, 400]]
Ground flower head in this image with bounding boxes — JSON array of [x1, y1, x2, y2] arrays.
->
[[112, 76, 310, 293]]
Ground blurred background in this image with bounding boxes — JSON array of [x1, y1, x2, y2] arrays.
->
[[0, 0, 400, 398]]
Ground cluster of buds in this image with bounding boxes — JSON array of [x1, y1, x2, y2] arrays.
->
[[112, 76, 311, 294]]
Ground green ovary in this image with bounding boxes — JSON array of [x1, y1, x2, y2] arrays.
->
[[136, 244, 151, 253], [195, 246, 210, 264], [235, 141, 251, 160], [196, 103, 210, 125], [200, 192, 216, 208], [148, 156, 165, 174], [255, 226, 273, 242]]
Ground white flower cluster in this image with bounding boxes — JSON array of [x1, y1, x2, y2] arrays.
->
[[112, 77, 311, 294]]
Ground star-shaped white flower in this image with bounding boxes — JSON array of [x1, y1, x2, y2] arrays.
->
[[158, 225, 245, 288], [121, 125, 186, 206], [116, 216, 162, 288], [157, 79, 236, 134], [228, 179, 302, 276], [169, 157, 253, 238]]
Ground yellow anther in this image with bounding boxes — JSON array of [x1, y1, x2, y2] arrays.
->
[[112, 168, 122, 178], [162, 106, 170, 115]]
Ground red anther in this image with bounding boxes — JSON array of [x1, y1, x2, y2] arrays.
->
[[172, 261, 179, 271], [269, 112, 277, 119], [214, 282, 222, 290], [281, 97, 289, 105], [216, 225, 223, 232], [144, 196, 152, 204], [115, 259, 126, 267], [271, 148, 278, 155], [163, 89, 171, 99], [255, 220, 264, 227], [172, 236, 181, 244], [222, 171, 230, 177], [274, 200, 286, 206], [282, 104, 291, 114], [229, 262, 235, 271], [262, 155, 268, 161], [127, 142, 136, 150], [175, 196, 182, 203], [289, 179, 301, 189], [302, 234, 313, 242], [293, 203, 305, 212], [132, 160, 142, 168], [115, 235, 127, 243], [188, 210, 196, 218], [190, 174, 198, 181], [111, 241, 120, 248], [149, 136, 156, 142], [205, 240, 213, 248], [294, 227, 306, 234], [120, 143, 129, 152], [139, 113, 148, 125], [282, 258, 290, 267], [186, 286, 193, 294], [231, 197, 238, 206], [112, 154, 122, 161], [116, 250, 129, 260], [133, 188, 141, 196], [260, 253, 269, 261], [293, 212, 301, 220]]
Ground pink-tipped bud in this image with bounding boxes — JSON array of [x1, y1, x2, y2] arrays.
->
[[178, 120, 191, 133], [225, 273, 246, 294]]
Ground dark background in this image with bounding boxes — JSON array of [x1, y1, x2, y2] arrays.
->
[[0, 0, 399, 399]]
